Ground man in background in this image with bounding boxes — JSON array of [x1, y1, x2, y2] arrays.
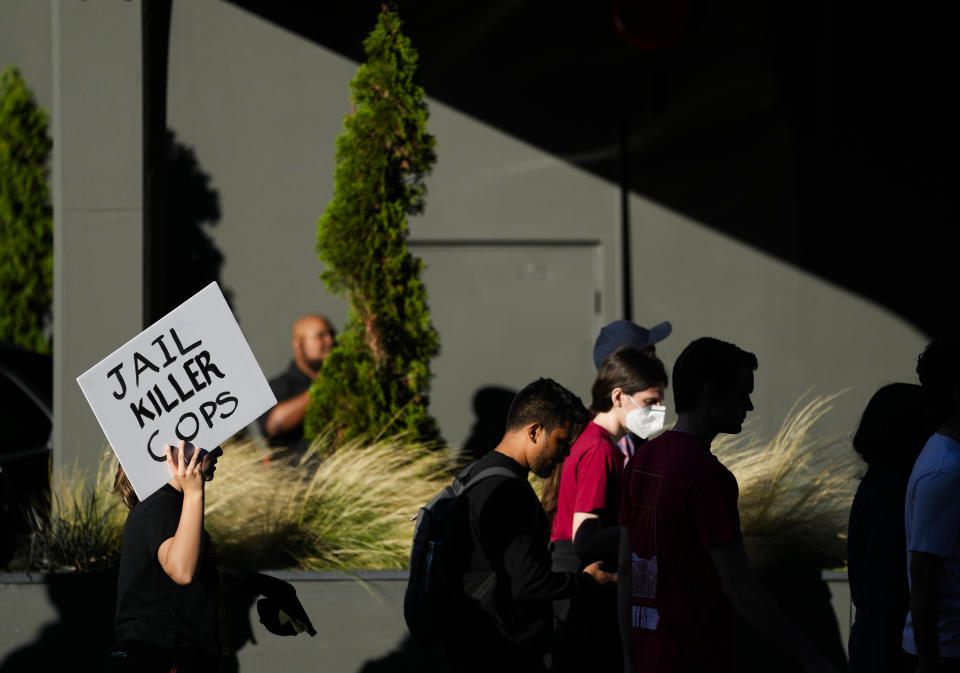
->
[[258, 314, 335, 452]]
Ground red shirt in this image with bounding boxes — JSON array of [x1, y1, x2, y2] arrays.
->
[[619, 430, 742, 673], [551, 421, 623, 543]]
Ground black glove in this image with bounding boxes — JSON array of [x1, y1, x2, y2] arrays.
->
[[226, 570, 317, 637], [256, 597, 316, 637]]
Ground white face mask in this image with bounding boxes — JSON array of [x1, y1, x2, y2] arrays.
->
[[623, 395, 666, 439]]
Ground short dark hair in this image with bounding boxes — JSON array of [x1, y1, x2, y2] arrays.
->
[[505, 378, 588, 433], [672, 337, 758, 414], [591, 348, 668, 414], [853, 383, 933, 472], [917, 337, 960, 425]]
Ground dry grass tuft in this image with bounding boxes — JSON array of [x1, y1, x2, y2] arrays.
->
[[9, 452, 125, 572], [205, 431, 454, 570], [712, 392, 855, 571]]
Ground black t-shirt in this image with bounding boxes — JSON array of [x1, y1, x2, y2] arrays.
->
[[115, 484, 220, 654], [847, 465, 910, 673], [455, 451, 596, 656], [257, 361, 312, 450]]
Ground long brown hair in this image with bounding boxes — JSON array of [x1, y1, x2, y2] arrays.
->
[[113, 463, 139, 509]]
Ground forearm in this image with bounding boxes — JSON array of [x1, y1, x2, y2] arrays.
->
[[265, 390, 310, 436], [911, 552, 944, 665], [159, 491, 204, 585], [503, 536, 593, 601]]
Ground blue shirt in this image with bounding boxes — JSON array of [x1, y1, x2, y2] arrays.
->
[[903, 433, 960, 656]]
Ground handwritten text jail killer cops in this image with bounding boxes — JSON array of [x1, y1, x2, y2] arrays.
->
[[104, 327, 238, 460]]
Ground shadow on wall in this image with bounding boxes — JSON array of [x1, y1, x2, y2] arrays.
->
[[0, 572, 263, 672], [736, 567, 848, 673], [358, 636, 449, 672], [160, 129, 232, 315], [0, 571, 119, 672], [460, 386, 516, 461]]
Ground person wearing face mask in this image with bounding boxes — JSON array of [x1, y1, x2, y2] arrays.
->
[[549, 347, 668, 673], [592, 319, 672, 461]]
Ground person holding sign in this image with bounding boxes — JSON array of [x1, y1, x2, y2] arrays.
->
[[112, 441, 316, 672], [258, 314, 336, 453]]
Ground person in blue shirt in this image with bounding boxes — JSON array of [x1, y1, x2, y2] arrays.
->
[[904, 338, 960, 673]]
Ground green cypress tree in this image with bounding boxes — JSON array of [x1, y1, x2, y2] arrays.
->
[[305, 8, 440, 447], [0, 66, 53, 354]]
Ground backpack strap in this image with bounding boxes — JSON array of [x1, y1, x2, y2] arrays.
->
[[454, 465, 519, 495]]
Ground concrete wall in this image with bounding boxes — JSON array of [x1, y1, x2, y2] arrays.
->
[[50, 1, 145, 474], [164, 0, 622, 448], [0, 0, 927, 464], [1, 0, 145, 472], [0, 570, 852, 672], [627, 195, 926, 445], [0, 1, 52, 111], [165, 0, 925, 455]]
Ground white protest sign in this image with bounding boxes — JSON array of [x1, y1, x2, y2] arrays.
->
[[77, 282, 277, 501]]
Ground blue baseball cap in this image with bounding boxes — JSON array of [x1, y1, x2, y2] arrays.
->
[[593, 320, 672, 368]]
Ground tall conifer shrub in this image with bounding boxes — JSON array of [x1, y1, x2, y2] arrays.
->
[[0, 66, 53, 353], [305, 8, 440, 447]]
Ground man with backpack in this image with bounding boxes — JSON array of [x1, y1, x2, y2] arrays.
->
[[408, 378, 616, 672]]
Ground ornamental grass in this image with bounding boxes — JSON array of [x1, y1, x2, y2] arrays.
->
[[6, 394, 854, 573], [204, 431, 453, 570], [712, 392, 855, 571], [9, 454, 125, 572]]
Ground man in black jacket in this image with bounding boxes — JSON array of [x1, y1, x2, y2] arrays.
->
[[448, 378, 617, 673], [258, 314, 335, 452]]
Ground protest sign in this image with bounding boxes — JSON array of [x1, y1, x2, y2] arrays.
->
[[77, 282, 277, 500]]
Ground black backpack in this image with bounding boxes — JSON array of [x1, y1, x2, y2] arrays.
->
[[404, 462, 517, 646]]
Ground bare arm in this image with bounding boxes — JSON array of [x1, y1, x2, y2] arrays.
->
[[709, 540, 839, 673], [157, 442, 205, 586], [911, 550, 945, 670], [618, 526, 635, 673], [264, 389, 310, 437], [572, 511, 599, 540]]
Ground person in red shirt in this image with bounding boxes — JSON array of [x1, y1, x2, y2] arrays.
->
[[550, 347, 668, 673], [617, 337, 839, 673]]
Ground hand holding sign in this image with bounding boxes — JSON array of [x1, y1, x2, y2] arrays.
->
[[165, 441, 206, 496], [77, 283, 276, 501], [166, 442, 222, 481]]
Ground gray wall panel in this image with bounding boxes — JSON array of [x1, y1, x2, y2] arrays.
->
[[52, 0, 144, 472], [166, 0, 352, 380], [0, 571, 851, 671], [412, 242, 602, 448], [0, 0, 52, 110], [166, 0, 622, 446], [628, 193, 926, 448]]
